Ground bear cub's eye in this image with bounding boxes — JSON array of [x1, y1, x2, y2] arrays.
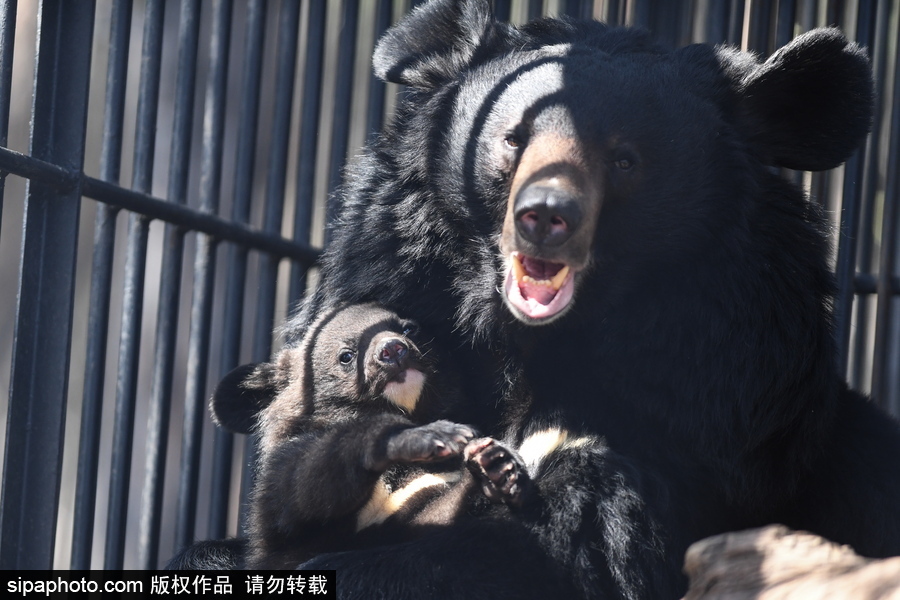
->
[[401, 322, 418, 337], [338, 350, 355, 365], [614, 157, 634, 171]]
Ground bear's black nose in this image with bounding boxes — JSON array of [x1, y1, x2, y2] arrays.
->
[[514, 185, 583, 247], [378, 338, 409, 368]]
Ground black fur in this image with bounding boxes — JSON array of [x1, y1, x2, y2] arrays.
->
[[165, 538, 247, 570], [167, 304, 545, 575], [273, 2, 900, 598], [247, 304, 476, 569]]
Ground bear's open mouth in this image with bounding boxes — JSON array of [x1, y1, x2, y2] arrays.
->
[[503, 252, 575, 322]]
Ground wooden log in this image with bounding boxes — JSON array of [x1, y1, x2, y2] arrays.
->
[[683, 525, 900, 599]]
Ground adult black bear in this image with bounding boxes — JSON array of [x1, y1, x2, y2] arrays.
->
[[279, 0, 900, 597], [203, 303, 536, 571]]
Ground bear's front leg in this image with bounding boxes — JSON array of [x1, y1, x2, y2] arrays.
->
[[382, 420, 476, 465]]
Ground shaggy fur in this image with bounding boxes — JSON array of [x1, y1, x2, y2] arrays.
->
[[173, 2, 900, 596], [283, 2, 900, 598], [169, 304, 548, 580]]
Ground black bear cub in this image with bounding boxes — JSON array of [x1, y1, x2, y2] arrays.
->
[[212, 303, 528, 570]]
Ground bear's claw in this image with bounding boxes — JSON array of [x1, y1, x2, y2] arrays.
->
[[464, 437, 531, 507]]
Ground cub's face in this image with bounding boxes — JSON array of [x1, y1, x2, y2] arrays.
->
[[208, 304, 435, 441], [310, 304, 430, 413]]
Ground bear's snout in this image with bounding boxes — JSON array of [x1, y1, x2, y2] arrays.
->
[[514, 185, 583, 247], [378, 338, 409, 369]]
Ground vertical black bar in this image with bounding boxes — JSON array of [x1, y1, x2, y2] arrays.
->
[[105, 216, 150, 570], [746, 0, 773, 53], [871, 11, 900, 416], [775, 0, 799, 189], [704, 0, 730, 43], [167, 0, 229, 559], [0, 0, 16, 220], [104, 0, 166, 570], [797, 0, 815, 33], [365, 0, 392, 142], [70, 0, 132, 571], [0, 0, 96, 570], [622, 0, 633, 26], [726, 0, 743, 45], [680, 0, 694, 46], [775, 0, 796, 46], [325, 0, 359, 243], [833, 0, 875, 379], [561, 0, 583, 18], [580, 0, 593, 19], [237, 0, 302, 534], [253, 0, 301, 363], [603, 0, 620, 25], [139, 0, 202, 569], [289, 0, 326, 306], [527, 0, 543, 20], [629, 0, 652, 31], [493, 0, 511, 22], [207, 0, 267, 542], [822, 0, 838, 29], [850, 0, 891, 390]]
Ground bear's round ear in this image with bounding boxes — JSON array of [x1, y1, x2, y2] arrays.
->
[[727, 28, 874, 171], [373, 0, 496, 89], [209, 363, 279, 435]]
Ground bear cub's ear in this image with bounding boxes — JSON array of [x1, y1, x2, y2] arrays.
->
[[372, 0, 496, 89], [728, 27, 874, 171], [210, 362, 281, 435]]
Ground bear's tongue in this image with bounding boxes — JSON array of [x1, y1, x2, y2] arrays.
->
[[512, 254, 570, 305]]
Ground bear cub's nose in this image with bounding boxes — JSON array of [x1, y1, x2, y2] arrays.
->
[[378, 338, 409, 368]]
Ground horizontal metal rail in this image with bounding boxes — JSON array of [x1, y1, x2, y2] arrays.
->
[[0, 145, 321, 265]]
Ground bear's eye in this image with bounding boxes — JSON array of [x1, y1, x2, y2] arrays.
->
[[503, 134, 523, 150], [338, 350, 355, 365], [401, 322, 418, 336], [613, 157, 634, 171]]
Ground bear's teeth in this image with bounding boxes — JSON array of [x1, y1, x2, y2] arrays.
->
[[522, 275, 554, 287], [520, 266, 570, 290], [550, 265, 570, 290], [512, 254, 526, 282], [511, 254, 570, 291]]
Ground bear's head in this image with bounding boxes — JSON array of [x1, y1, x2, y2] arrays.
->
[[374, 0, 873, 325], [211, 304, 435, 439]]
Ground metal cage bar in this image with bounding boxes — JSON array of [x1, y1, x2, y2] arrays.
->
[[1, 0, 96, 570], [70, 0, 132, 571], [103, 0, 166, 569], [849, 0, 892, 392], [871, 9, 900, 416], [137, 0, 205, 570], [324, 0, 360, 243], [834, 0, 877, 379], [206, 0, 268, 543], [0, 0, 16, 221], [288, 0, 327, 306]]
